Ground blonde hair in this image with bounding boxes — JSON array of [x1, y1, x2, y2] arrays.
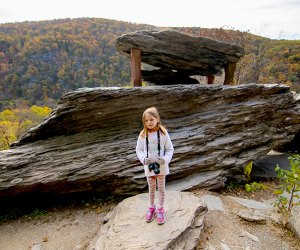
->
[[139, 107, 167, 138]]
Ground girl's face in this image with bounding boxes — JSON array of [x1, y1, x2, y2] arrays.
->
[[144, 113, 159, 130]]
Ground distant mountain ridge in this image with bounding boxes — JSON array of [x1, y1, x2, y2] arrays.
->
[[0, 17, 299, 110]]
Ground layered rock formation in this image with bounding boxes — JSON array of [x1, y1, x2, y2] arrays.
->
[[116, 30, 244, 76], [88, 191, 207, 250], [0, 84, 299, 200], [116, 30, 245, 85]]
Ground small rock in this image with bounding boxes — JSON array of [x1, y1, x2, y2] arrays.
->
[[31, 243, 43, 250], [220, 240, 231, 250], [237, 210, 267, 223], [242, 230, 260, 242], [42, 236, 48, 242], [201, 194, 224, 212]]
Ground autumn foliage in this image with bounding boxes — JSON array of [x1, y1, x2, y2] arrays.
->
[[0, 18, 155, 110], [175, 27, 300, 91], [0, 18, 300, 112], [0, 105, 52, 150], [0, 18, 299, 149]]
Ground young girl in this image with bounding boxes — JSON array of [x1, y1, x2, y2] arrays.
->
[[136, 107, 174, 224]]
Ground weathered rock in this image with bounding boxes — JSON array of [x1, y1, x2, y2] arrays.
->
[[275, 93, 300, 152], [228, 196, 275, 210], [116, 30, 245, 76], [237, 210, 267, 223], [289, 205, 300, 240], [0, 84, 300, 200], [242, 230, 260, 242], [88, 191, 207, 250], [200, 194, 224, 212], [276, 129, 300, 152]]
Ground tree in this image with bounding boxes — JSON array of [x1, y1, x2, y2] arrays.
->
[[0, 106, 52, 150]]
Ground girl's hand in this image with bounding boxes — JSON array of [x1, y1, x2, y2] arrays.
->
[[157, 157, 165, 165], [144, 158, 152, 165]]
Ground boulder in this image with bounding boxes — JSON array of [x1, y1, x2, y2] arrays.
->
[[289, 205, 300, 240], [116, 30, 245, 76], [0, 84, 300, 200], [88, 191, 208, 250]]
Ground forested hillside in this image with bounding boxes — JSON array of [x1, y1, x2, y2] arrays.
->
[[0, 18, 300, 111], [0, 18, 155, 109]]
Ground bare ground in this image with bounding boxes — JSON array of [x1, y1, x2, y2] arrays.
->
[[0, 181, 299, 250], [193, 181, 300, 250]]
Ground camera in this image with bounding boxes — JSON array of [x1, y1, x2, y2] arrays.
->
[[148, 162, 160, 174]]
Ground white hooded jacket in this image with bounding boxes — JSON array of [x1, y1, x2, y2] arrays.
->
[[136, 130, 174, 177]]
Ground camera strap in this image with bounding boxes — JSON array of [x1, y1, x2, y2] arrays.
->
[[146, 130, 160, 158]]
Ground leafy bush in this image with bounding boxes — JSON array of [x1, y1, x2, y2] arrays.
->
[[243, 161, 253, 181], [245, 182, 267, 192], [0, 105, 52, 150], [273, 154, 300, 213]]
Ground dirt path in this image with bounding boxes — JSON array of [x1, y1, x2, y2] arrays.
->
[[195, 194, 299, 250], [0, 199, 118, 250], [0, 182, 299, 250], [0, 206, 106, 250]]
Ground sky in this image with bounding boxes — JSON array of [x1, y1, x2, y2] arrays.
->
[[0, 0, 300, 40]]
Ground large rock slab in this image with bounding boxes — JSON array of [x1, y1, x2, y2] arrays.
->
[[88, 191, 207, 250], [228, 196, 274, 210], [0, 84, 300, 200], [289, 205, 300, 240], [116, 30, 245, 76]]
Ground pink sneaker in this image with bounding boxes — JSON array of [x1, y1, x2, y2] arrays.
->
[[156, 207, 166, 225], [145, 206, 156, 222]]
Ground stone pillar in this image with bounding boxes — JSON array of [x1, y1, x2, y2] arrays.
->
[[224, 62, 236, 85], [130, 48, 142, 87], [207, 75, 215, 84]]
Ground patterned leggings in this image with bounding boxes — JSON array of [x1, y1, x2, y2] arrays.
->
[[147, 175, 166, 209]]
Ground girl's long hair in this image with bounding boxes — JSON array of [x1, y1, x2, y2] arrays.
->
[[139, 107, 167, 138]]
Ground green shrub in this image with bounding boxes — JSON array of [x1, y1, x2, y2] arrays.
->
[[273, 154, 300, 213], [243, 161, 253, 181], [245, 182, 267, 192]]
